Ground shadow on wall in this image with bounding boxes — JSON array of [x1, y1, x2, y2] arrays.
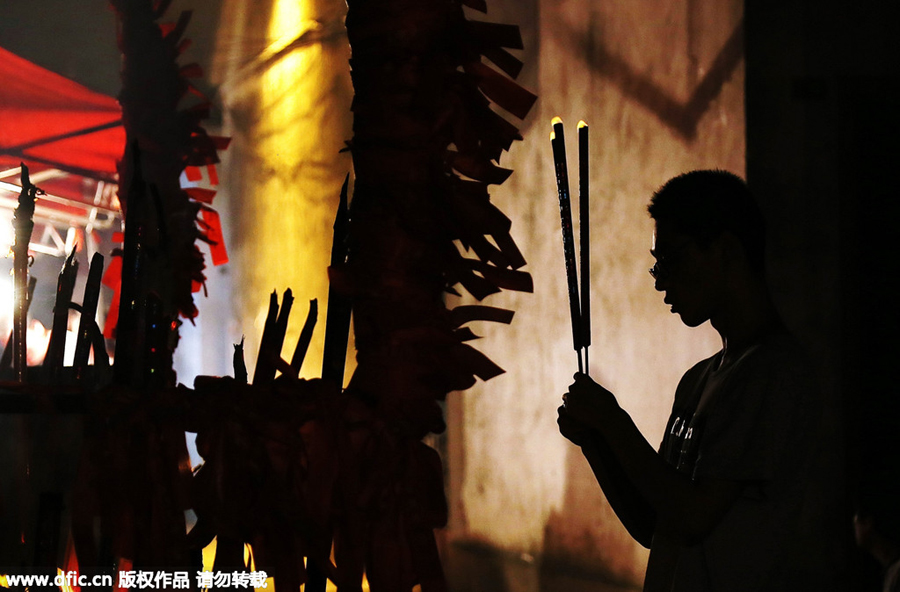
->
[[558, 18, 744, 143]]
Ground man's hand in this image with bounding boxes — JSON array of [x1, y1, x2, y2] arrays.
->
[[562, 373, 620, 431], [557, 405, 591, 446]]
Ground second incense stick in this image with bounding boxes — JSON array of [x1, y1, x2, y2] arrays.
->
[[578, 121, 590, 375], [551, 117, 583, 373]]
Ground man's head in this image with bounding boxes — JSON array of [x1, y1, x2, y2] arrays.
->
[[647, 170, 766, 327], [648, 170, 766, 272]]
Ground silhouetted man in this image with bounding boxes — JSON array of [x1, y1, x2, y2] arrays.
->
[[558, 170, 834, 591]]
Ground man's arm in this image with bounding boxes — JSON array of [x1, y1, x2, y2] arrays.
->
[[565, 374, 744, 545]]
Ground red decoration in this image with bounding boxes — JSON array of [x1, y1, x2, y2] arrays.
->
[[184, 186, 216, 204], [200, 207, 227, 266], [183, 165, 203, 182], [101, 254, 123, 339]]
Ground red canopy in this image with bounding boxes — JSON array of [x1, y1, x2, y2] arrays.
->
[[0, 46, 124, 182]]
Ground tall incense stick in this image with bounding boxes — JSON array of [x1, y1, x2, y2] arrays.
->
[[13, 164, 37, 382], [551, 117, 583, 373], [578, 121, 590, 375]]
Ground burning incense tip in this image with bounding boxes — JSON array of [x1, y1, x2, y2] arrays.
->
[[578, 120, 588, 129], [551, 116, 563, 125]]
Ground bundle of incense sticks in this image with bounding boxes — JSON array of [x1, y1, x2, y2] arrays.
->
[[550, 117, 591, 375]]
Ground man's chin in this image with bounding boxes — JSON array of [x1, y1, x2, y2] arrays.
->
[[677, 312, 707, 328]]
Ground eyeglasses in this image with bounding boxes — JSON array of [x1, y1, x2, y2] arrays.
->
[[648, 241, 692, 281]]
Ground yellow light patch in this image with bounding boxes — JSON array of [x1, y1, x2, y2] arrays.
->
[[233, 0, 354, 380]]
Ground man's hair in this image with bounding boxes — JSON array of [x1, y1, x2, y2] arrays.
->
[[648, 170, 766, 272]]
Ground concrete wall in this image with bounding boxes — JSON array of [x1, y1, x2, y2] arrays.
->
[[445, 0, 744, 587]]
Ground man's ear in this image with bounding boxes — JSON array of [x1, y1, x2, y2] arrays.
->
[[717, 231, 747, 267]]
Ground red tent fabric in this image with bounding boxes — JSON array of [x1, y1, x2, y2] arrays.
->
[[0, 46, 124, 181]]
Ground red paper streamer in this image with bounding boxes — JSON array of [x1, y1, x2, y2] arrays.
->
[[201, 207, 228, 266], [207, 163, 219, 185], [185, 187, 216, 204], [184, 165, 203, 181], [101, 254, 123, 339]]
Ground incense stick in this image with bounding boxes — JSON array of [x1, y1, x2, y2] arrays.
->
[[550, 117, 584, 374], [578, 120, 590, 376], [13, 164, 37, 382], [73, 253, 105, 380]]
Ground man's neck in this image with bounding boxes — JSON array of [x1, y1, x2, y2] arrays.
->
[[712, 272, 782, 360]]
